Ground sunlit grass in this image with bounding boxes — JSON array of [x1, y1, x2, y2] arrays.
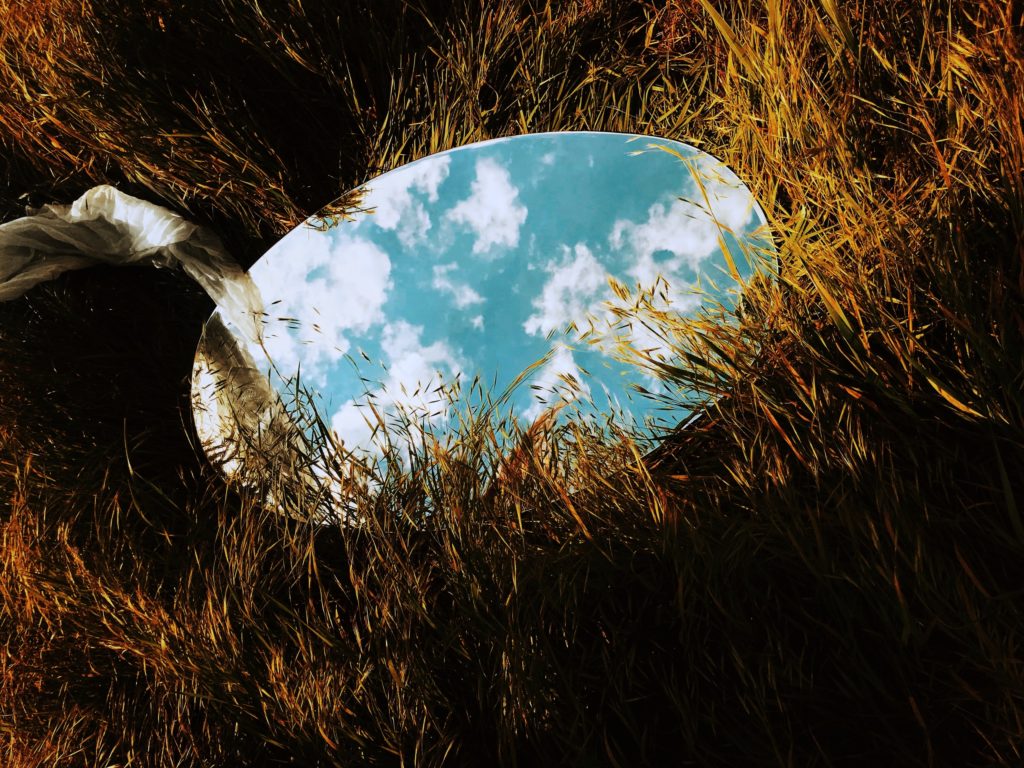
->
[[2, 0, 1023, 764]]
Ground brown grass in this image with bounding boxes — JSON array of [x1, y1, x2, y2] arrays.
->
[[1, 0, 1023, 765]]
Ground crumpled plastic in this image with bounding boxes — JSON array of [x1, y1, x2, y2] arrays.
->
[[0, 184, 263, 344], [0, 185, 314, 500]]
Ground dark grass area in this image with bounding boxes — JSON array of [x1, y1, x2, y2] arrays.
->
[[2, 0, 1024, 765]]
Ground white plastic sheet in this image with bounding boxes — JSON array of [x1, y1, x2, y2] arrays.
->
[[0, 185, 305, 490], [0, 184, 263, 344]]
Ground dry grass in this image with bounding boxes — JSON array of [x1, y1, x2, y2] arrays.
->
[[2, 0, 1023, 765]]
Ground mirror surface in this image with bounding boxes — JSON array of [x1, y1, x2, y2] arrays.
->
[[192, 132, 772, 470]]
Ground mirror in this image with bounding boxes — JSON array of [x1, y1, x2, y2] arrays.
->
[[191, 132, 773, 480]]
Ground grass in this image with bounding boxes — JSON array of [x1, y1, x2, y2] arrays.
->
[[1, 0, 1023, 764]]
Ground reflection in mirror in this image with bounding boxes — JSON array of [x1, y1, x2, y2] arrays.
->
[[191, 132, 774, 495]]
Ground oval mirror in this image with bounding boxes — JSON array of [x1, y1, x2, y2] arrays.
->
[[191, 132, 773, 482]]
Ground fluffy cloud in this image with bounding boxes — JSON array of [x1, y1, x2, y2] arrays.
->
[[523, 243, 608, 337], [379, 320, 464, 401], [522, 343, 592, 422], [362, 154, 451, 248], [611, 200, 710, 276], [248, 228, 392, 387], [610, 302, 688, 365], [598, 157, 762, 367], [690, 154, 758, 233], [604, 158, 758, 352], [330, 320, 464, 455], [431, 262, 484, 309], [445, 157, 528, 255], [610, 157, 755, 290]]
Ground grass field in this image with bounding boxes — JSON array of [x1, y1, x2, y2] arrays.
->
[[2, 0, 1023, 765]]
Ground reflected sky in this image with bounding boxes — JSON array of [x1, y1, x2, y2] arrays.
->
[[203, 133, 772, 456]]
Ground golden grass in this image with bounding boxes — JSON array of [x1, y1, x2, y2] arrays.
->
[[1, 0, 1023, 764]]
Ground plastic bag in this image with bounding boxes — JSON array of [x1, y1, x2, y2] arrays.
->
[[0, 185, 306, 490], [0, 185, 263, 344]]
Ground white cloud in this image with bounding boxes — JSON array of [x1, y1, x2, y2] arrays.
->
[[431, 262, 484, 309], [599, 157, 760, 368], [690, 154, 757, 233], [522, 343, 592, 422], [523, 243, 608, 337], [540, 151, 556, 166], [362, 154, 451, 248], [445, 157, 528, 255], [610, 303, 687, 365], [248, 228, 392, 387], [605, 157, 758, 339], [610, 157, 755, 288], [610, 199, 719, 278], [330, 320, 465, 455], [380, 320, 463, 400], [470, 315, 484, 330], [329, 398, 379, 458]]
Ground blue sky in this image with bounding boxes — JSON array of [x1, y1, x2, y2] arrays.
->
[[234, 133, 771, 455]]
